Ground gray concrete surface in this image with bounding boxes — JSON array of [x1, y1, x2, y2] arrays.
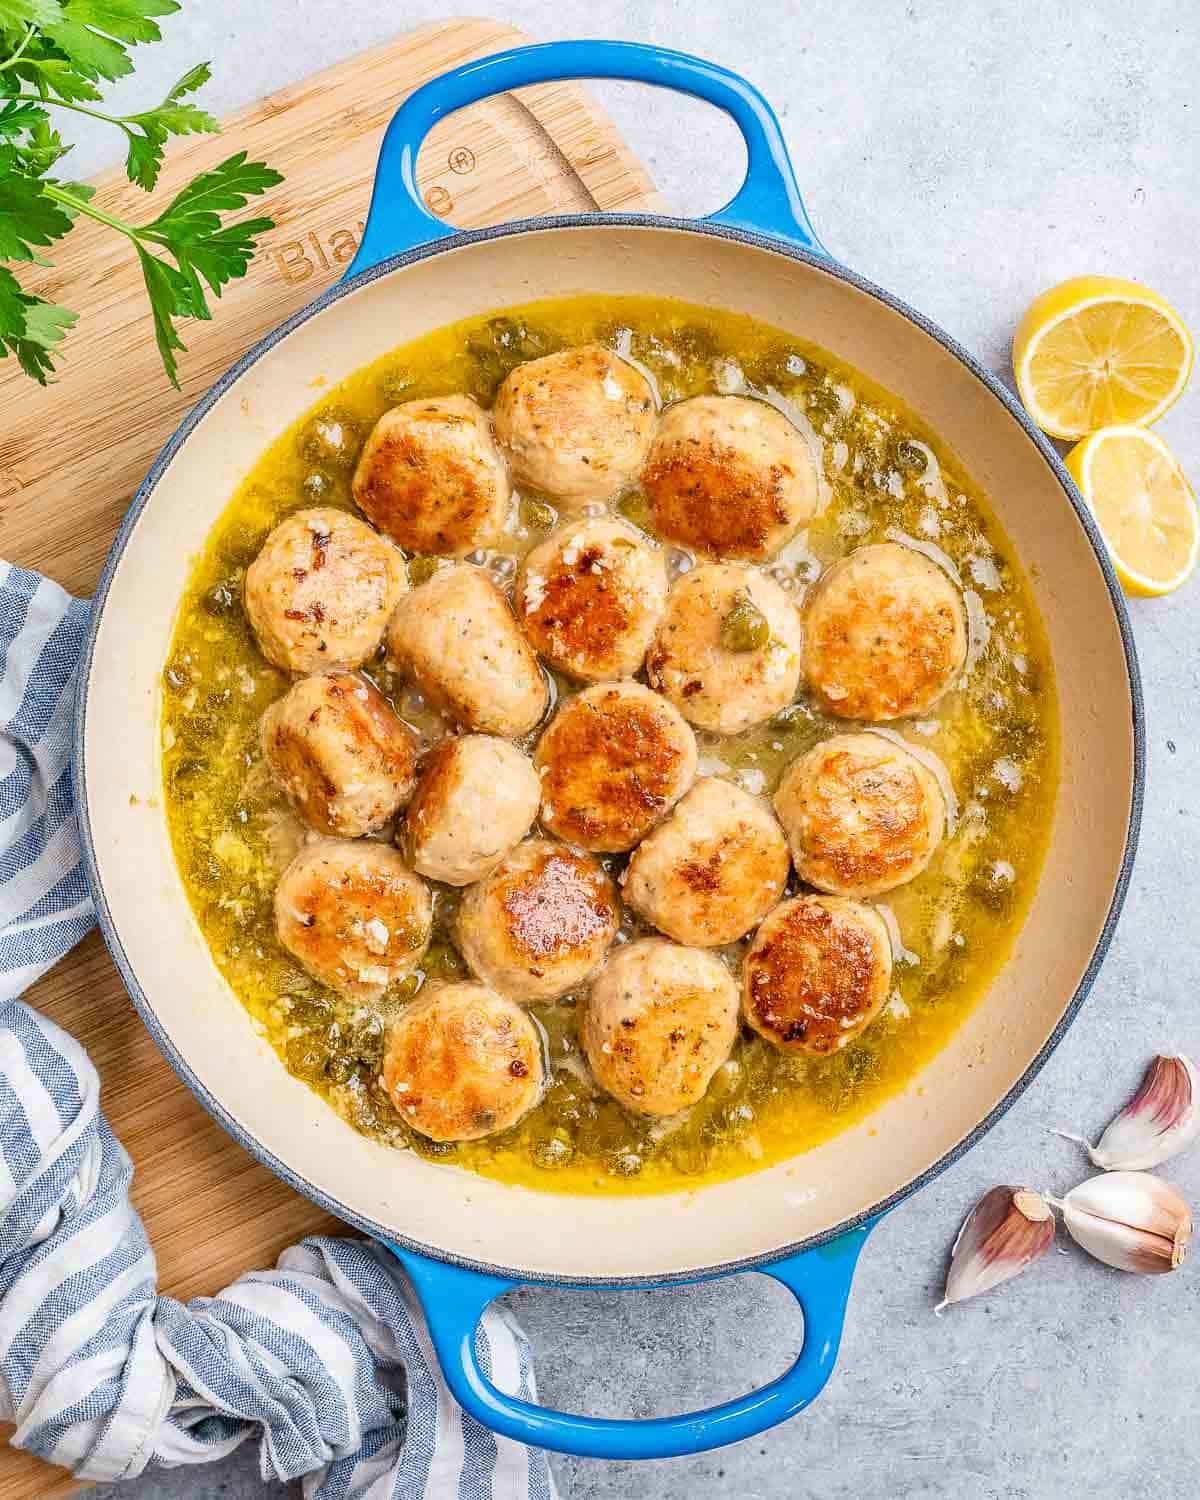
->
[[64, 0, 1200, 1496]]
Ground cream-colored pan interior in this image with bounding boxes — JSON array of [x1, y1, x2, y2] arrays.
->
[[81, 224, 1136, 1280]]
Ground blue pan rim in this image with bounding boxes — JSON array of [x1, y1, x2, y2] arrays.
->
[[73, 214, 1146, 1288]]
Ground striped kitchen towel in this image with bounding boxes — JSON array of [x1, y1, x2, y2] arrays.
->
[[0, 562, 556, 1499]]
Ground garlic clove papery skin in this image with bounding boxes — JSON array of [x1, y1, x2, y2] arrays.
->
[[1089, 1054, 1200, 1171], [1060, 1171, 1192, 1275], [937, 1185, 1055, 1311]]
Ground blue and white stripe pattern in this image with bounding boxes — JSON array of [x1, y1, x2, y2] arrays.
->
[[0, 562, 555, 1498], [1, 566, 94, 1000]]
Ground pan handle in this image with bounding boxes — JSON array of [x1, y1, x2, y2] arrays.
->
[[379, 1219, 875, 1460], [345, 39, 827, 280]]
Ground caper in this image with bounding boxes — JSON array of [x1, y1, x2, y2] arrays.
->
[[407, 555, 440, 587], [289, 994, 334, 1027], [350, 1015, 385, 1067], [168, 756, 207, 798], [286, 1034, 330, 1084], [720, 593, 770, 653], [617, 490, 651, 531], [747, 345, 806, 390], [202, 580, 239, 616], [379, 368, 415, 404], [299, 407, 362, 470], [301, 469, 335, 502], [326, 1052, 355, 1086], [218, 525, 267, 571], [410, 1133, 456, 1159], [532, 1134, 574, 1171], [421, 940, 464, 979], [608, 1149, 643, 1178], [892, 438, 927, 474], [520, 495, 557, 531]]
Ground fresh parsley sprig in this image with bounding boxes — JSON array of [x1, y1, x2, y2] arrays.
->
[[0, 0, 282, 386]]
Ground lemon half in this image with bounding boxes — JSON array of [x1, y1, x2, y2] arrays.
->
[[1066, 426, 1198, 597], [1014, 275, 1193, 440]]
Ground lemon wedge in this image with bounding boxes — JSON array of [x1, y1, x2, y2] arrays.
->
[[1014, 276, 1193, 439], [1065, 426, 1198, 596]]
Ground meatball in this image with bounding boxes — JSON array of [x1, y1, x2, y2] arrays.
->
[[582, 938, 739, 1116], [260, 671, 418, 838], [385, 563, 547, 737], [623, 777, 790, 947], [534, 682, 696, 853], [456, 839, 618, 1002], [274, 840, 432, 1002], [401, 735, 540, 886], [742, 894, 892, 1056], [802, 542, 968, 720], [515, 518, 668, 682], [383, 982, 544, 1142], [642, 395, 817, 561], [646, 563, 802, 735], [773, 732, 946, 897], [351, 395, 511, 557], [244, 508, 407, 674], [493, 345, 656, 504]]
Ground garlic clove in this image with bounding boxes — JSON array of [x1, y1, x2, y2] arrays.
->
[[1058, 1170, 1192, 1275], [937, 1185, 1055, 1312], [1085, 1054, 1200, 1171]]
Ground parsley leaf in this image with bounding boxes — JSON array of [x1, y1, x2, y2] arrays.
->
[[0, 4, 282, 385], [0, 0, 60, 32], [43, 0, 179, 83], [0, 262, 76, 381], [0, 171, 75, 258], [122, 61, 216, 190]]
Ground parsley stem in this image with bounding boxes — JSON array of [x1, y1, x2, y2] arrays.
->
[[4, 91, 133, 129], [0, 23, 36, 74], [42, 183, 141, 244]]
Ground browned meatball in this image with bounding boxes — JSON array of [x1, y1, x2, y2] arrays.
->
[[534, 683, 697, 853], [401, 734, 540, 886], [642, 395, 817, 560], [382, 982, 545, 1142], [515, 518, 668, 682], [774, 733, 946, 896], [385, 563, 547, 737], [274, 840, 432, 1002], [582, 938, 738, 1116], [493, 345, 656, 504], [244, 508, 407, 674], [801, 542, 968, 720], [742, 895, 892, 1055], [456, 839, 619, 1002], [260, 671, 418, 837], [623, 777, 790, 947], [646, 563, 803, 735], [351, 395, 511, 556]]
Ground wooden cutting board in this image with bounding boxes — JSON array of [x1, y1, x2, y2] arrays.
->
[[0, 19, 659, 1497]]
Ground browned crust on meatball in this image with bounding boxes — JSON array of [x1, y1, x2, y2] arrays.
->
[[742, 896, 892, 1056], [643, 442, 795, 560], [262, 673, 417, 837], [274, 842, 431, 1001], [777, 736, 943, 895], [522, 544, 635, 674], [500, 846, 618, 964], [352, 399, 507, 556], [624, 779, 790, 947], [802, 544, 968, 720], [534, 686, 695, 852], [382, 984, 543, 1142]]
